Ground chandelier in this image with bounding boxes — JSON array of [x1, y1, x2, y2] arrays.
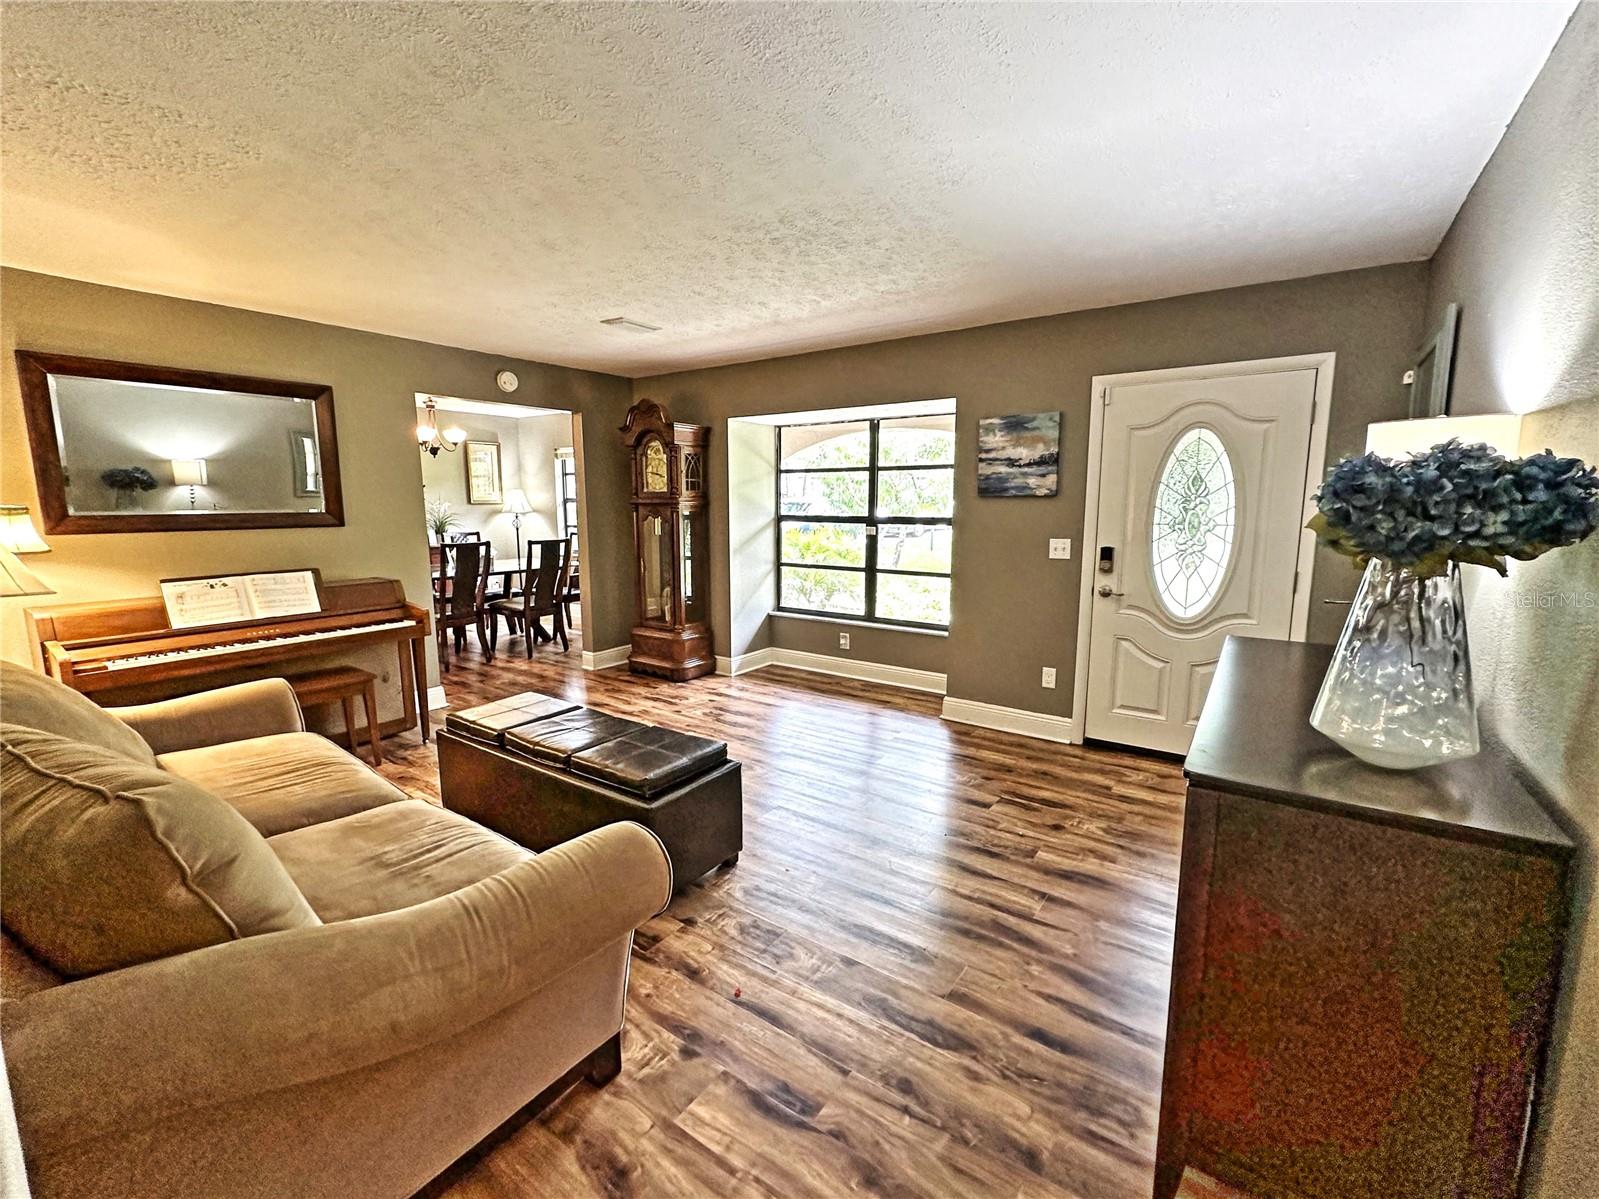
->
[[416, 398, 467, 457]]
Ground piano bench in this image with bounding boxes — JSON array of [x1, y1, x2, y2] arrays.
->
[[286, 666, 383, 766]]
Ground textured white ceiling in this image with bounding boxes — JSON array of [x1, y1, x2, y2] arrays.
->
[[0, 2, 1575, 377]]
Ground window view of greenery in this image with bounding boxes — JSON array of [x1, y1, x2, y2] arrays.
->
[[777, 414, 955, 627]]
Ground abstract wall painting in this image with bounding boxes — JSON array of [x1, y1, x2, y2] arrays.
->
[[977, 412, 1061, 496]]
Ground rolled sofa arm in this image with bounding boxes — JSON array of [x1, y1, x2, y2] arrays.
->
[[107, 677, 305, 754], [3, 822, 671, 1152]]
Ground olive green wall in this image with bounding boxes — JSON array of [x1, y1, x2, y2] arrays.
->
[[1419, 9, 1597, 1194], [639, 260, 1429, 717], [0, 268, 636, 695]]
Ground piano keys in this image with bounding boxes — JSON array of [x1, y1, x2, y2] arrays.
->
[[24, 576, 433, 741]]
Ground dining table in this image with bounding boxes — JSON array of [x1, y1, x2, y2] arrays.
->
[[431, 555, 525, 595]]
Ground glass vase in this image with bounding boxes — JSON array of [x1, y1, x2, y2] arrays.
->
[[1310, 558, 1479, 770]]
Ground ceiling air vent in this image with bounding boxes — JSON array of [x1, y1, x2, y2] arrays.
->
[[600, 316, 662, 334]]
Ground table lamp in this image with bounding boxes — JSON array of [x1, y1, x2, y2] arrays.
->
[[0, 504, 50, 555], [0, 548, 51, 597], [1365, 414, 1524, 458]]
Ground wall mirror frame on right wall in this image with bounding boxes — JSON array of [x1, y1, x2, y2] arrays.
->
[[15, 350, 344, 534]]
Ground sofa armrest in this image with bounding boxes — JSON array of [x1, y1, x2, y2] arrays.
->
[[3, 821, 671, 1152], [107, 678, 305, 754]]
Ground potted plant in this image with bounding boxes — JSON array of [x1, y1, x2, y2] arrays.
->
[[1307, 439, 1599, 769], [100, 466, 158, 510], [425, 498, 459, 545]]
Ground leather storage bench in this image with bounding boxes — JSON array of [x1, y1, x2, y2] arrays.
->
[[439, 692, 742, 887]]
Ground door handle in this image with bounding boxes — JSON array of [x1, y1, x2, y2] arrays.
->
[[1096, 584, 1124, 598]]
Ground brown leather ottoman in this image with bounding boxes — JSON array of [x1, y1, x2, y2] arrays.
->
[[439, 697, 742, 888]]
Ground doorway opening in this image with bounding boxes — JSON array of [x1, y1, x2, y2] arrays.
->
[[415, 394, 584, 677]]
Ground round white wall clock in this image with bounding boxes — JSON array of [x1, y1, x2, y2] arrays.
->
[[495, 370, 519, 393]]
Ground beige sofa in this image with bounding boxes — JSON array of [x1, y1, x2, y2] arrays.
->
[[0, 661, 672, 1199]]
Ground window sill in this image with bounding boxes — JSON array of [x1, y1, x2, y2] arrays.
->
[[770, 611, 950, 638]]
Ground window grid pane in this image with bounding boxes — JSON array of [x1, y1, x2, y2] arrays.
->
[[877, 414, 956, 467]]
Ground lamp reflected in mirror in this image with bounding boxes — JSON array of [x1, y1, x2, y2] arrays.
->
[[170, 459, 209, 510]]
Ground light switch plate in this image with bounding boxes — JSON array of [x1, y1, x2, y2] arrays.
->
[[839, 632, 850, 650], [1048, 538, 1072, 560], [1041, 667, 1057, 689]]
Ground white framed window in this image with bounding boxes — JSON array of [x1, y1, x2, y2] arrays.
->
[[554, 448, 578, 542]]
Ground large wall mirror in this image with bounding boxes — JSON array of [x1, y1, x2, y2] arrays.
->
[[16, 351, 343, 533]]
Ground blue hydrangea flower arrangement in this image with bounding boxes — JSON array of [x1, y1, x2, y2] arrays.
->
[[99, 466, 158, 493], [1309, 439, 1599, 578]]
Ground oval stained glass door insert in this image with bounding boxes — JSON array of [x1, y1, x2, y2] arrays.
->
[[1150, 426, 1236, 619]]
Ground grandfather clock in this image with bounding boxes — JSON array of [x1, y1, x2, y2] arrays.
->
[[619, 399, 713, 680]]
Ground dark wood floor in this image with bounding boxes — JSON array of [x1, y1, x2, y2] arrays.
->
[[380, 628, 1187, 1199]]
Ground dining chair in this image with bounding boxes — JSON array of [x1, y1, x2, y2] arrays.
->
[[435, 539, 493, 671], [488, 537, 574, 655]]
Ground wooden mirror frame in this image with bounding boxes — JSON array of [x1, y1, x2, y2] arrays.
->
[[15, 350, 345, 534]]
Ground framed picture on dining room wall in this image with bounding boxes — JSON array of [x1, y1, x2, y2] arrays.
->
[[465, 440, 503, 504]]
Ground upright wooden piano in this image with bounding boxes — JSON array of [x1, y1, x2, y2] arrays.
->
[[24, 576, 433, 742], [1157, 638, 1574, 1199]]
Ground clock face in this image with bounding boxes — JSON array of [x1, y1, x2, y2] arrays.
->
[[495, 370, 519, 393], [643, 440, 669, 492]]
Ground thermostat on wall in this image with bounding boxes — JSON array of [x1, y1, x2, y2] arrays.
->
[[495, 370, 519, 393]]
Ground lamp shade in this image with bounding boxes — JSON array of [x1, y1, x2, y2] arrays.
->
[[0, 505, 49, 554], [1365, 414, 1524, 459], [0, 548, 52, 597], [171, 459, 209, 486], [503, 488, 533, 515]]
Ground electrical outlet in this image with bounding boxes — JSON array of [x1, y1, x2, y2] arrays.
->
[[1048, 538, 1072, 560], [1041, 667, 1057, 689], [839, 632, 851, 650]]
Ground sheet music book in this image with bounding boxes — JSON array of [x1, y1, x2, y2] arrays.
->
[[160, 570, 322, 629]]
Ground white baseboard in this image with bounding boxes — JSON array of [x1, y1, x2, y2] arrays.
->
[[715, 647, 775, 676], [763, 647, 946, 694], [940, 696, 1077, 744], [581, 645, 631, 672], [426, 685, 449, 712]]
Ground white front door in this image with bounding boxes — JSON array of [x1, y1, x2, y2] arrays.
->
[[1083, 368, 1318, 753]]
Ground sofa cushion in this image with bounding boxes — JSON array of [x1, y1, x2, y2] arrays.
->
[[2, 930, 64, 1002], [0, 660, 157, 766], [0, 724, 319, 977], [504, 709, 650, 768], [159, 732, 408, 836], [569, 726, 729, 798], [267, 800, 532, 922]]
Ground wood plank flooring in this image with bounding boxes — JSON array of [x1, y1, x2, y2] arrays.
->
[[378, 631, 1186, 1199]]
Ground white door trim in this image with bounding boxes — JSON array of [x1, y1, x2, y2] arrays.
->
[[1070, 352, 1335, 745]]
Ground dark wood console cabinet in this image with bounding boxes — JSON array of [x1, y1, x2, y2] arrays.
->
[[1157, 638, 1574, 1199]]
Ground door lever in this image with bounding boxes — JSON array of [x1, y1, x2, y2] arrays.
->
[[1096, 584, 1124, 598]]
